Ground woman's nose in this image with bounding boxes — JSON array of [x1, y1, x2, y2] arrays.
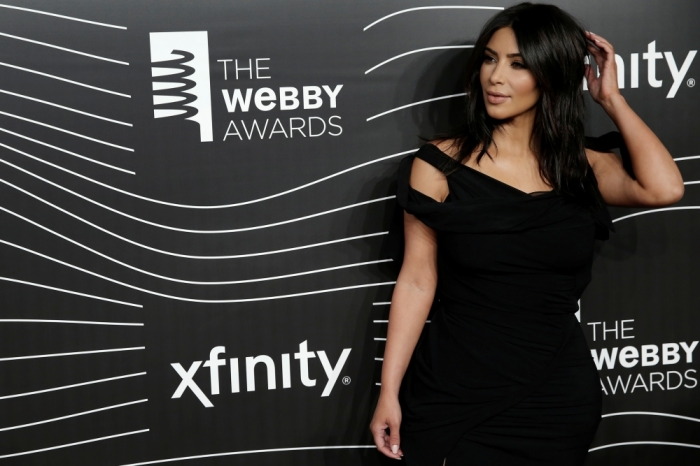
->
[[489, 62, 506, 84]]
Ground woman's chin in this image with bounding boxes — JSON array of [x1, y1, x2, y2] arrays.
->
[[486, 107, 536, 123], [486, 111, 514, 122]]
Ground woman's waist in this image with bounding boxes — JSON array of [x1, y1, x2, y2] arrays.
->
[[432, 299, 576, 344], [436, 277, 581, 315]]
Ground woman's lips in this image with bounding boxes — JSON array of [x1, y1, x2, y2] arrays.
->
[[486, 92, 509, 104]]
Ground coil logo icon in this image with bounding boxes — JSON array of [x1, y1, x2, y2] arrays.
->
[[149, 31, 213, 142]]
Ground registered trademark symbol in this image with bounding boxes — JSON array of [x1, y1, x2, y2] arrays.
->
[[342, 376, 351, 385], [688, 78, 696, 88]]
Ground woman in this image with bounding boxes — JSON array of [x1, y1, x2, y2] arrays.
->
[[370, 3, 684, 465]]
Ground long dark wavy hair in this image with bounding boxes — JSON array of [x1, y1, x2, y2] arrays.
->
[[425, 2, 604, 208]]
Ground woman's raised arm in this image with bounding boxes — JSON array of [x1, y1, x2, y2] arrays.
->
[[584, 31, 684, 207]]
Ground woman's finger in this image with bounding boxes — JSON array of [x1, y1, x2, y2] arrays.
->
[[589, 36, 615, 56], [587, 48, 603, 66], [370, 422, 385, 445], [371, 423, 402, 459], [586, 31, 610, 46], [588, 43, 611, 61], [587, 52, 604, 72], [584, 64, 595, 81], [387, 419, 402, 458], [588, 43, 617, 77], [586, 32, 614, 55], [594, 36, 613, 49]]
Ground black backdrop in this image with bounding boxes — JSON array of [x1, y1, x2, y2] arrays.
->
[[0, 1, 698, 464]]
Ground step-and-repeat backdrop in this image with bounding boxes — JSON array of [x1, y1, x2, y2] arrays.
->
[[0, 1, 698, 464]]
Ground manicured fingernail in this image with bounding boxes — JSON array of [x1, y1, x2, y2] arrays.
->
[[391, 445, 399, 454]]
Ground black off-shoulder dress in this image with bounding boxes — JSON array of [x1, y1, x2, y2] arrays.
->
[[393, 140, 616, 465]]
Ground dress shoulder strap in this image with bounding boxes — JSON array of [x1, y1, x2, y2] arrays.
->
[[414, 143, 458, 173], [585, 131, 634, 179]]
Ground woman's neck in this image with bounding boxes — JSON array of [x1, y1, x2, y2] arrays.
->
[[490, 110, 537, 160]]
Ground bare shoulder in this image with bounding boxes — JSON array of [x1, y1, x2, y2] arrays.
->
[[410, 142, 450, 202]]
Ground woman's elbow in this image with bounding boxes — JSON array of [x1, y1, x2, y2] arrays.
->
[[670, 184, 685, 204], [657, 182, 684, 205], [639, 179, 685, 206]]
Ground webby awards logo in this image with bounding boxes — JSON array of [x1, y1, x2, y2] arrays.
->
[[149, 31, 213, 142]]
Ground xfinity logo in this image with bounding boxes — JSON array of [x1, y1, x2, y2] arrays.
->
[[171, 341, 352, 407], [149, 31, 213, 141], [585, 40, 697, 98]]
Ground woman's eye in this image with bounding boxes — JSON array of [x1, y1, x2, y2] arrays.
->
[[512, 61, 526, 68], [483, 55, 495, 63]]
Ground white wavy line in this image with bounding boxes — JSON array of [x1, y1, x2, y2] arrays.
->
[[2, 142, 409, 206], [0, 3, 127, 29], [1, 180, 388, 257], [0, 371, 146, 400], [0, 319, 143, 326], [613, 206, 700, 223], [0, 206, 392, 285], [0, 238, 396, 303], [0, 346, 144, 362], [363, 6, 503, 31], [374, 338, 387, 341], [372, 302, 391, 305], [589, 441, 700, 452], [373, 320, 388, 323], [685, 180, 700, 185], [367, 93, 466, 121], [0, 399, 147, 432], [0, 429, 149, 459], [0, 89, 132, 126], [0, 159, 392, 232], [119, 445, 375, 466], [0, 205, 392, 284], [0, 61, 130, 97], [0, 111, 133, 151], [0, 130, 134, 173], [0, 31, 128, 65], [602, 411, 700, 423], [366, 45, 473, 74], [0, 276, 141, 307], [674, 155, 700, 161], [62, 148, 410, 206], [2, 202, 392, 282]]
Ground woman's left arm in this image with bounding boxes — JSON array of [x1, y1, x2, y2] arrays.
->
[[584, 31, 685, 207]]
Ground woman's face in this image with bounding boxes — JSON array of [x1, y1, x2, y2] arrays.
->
[[479, 27, 540, 122]]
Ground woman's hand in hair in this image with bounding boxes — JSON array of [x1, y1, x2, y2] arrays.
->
[[583, 32, 684, 207], [584, 31, 621, 109]]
